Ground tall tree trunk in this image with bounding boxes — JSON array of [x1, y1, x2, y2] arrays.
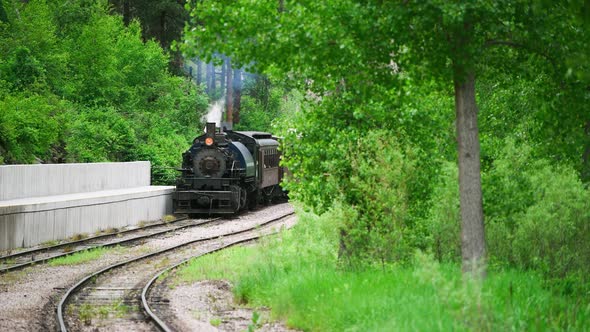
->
[[159, 10, 167, 47], [225, 58, 233, 125], [196, 59, 202, 85], [278, 0, 285, 12], [220, 57, 226, 92], [233, 68, 242, 123], [122, 0, 131, 26], [207, 62, 215, 95], [455, 71, 486, 277]]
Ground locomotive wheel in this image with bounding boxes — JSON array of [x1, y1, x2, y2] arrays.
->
[[230, 185, 241, 212], [239, 188, 247, 210]]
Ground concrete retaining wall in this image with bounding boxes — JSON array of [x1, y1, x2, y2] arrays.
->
[[0, 162, 174, 250], [0, 161, 150, 201]]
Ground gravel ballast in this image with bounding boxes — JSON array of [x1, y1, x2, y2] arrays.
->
[[0, 203, 294, 331]]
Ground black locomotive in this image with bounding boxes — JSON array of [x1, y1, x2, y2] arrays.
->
[[173, 122, 286, 215]]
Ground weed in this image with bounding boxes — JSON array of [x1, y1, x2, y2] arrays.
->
[[0, 270, 26, 285], [2, 258, 16, 265], [104, 227, 119, 234], [162, 215, 176, 223], [154, 257, 171, 269], [247, 311, 260, 332], [77, 301, 131, 324], [210, 317, 221, 327], [41, 240, 60, 247], [78, 304, 94, 325], [70, 233, 88, 241], [138, 220, 147, 228]]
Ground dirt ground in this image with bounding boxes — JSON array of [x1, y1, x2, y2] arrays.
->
[[168, 279, 297, 332]]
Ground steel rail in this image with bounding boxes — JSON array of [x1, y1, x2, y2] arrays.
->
[[0, 216, 221, 273], [141, 236, 262, 332], [56, 211, 294, 332], [0, 217, 190, 261]]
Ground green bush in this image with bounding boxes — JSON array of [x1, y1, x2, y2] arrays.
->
[[338, 130, 415, 265], [0, 93, 64, 163], [511, 165, 590, 285], [65, 107, 136, 162], [483, 139, 590, 286], [420, 162, 461, 263]]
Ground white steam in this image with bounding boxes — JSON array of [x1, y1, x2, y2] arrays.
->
[[203, 99, 224, 130]]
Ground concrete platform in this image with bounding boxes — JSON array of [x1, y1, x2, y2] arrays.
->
[[0, 162, 175, 250]]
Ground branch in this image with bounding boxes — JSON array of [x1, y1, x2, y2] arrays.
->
[[485, 39, 560, 79]]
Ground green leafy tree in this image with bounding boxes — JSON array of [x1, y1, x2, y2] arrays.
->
[[0, 0, 208, 170], [0, 94, 64, 163], [184, 0, 589, 275], [65, 107, 137, 162]]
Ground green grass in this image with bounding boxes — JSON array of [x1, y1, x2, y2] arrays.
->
[[174, 207, 590, 331], [49, 246, 119, 266]]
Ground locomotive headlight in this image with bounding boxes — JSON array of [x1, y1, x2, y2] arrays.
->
[[205, 137, 214, 146]]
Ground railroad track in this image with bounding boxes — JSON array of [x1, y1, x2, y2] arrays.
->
[[0, 216, 220, 273], [57, 211, 296, 332]]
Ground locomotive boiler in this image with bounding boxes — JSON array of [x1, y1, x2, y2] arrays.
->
[[173, 122, 286, 215]]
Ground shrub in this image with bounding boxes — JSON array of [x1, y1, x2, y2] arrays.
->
[[0, 93, 63, 163], [483, 139, 590, 286], [511, 165, 590, 285], [420, 162, 461, 263], [335, 130, 415, 266], [65, 107, 137, 162]]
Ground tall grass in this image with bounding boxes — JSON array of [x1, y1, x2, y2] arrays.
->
[[175, 206, 590, 331]]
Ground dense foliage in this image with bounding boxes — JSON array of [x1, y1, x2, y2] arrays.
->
[[0, 0, 207, 183], [185, 0, 590, 292]]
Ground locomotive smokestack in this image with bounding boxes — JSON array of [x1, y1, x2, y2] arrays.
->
[[206, 122, 216, 137]]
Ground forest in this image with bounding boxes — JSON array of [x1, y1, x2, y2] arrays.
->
[[0, 0, 209, 183], [2, 0, 590, 330]]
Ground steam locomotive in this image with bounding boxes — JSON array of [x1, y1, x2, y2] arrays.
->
[[172, 123, 287, 215]]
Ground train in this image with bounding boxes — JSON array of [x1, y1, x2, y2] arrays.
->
[[172, 122, 287, 215]]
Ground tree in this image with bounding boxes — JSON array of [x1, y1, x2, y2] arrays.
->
[[108, 0, 189, 72], [184, 0, 589, 275], [108, 0, 188, 49], [225, 57, 233, 124], [233, 67, 242, 123]]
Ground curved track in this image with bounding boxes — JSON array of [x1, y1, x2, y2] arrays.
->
[[57, 211, 295, 332], [0, 216, 219, 273]]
